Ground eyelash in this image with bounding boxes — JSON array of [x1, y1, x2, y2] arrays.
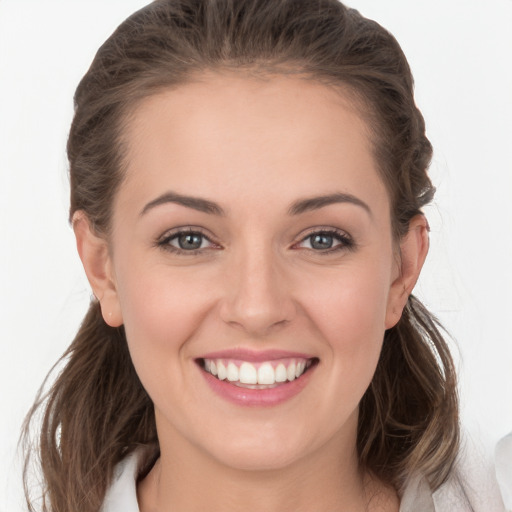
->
[[156, 228, 218, 255], [293, 228, 355, 254], [156, 227, 355, 255]]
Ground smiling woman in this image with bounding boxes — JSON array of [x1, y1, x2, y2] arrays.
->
[[20, 1, 506, 512]]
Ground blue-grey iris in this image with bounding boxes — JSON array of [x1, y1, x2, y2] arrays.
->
[[310, 234, 334, 250], [178, 233, 203, 250]]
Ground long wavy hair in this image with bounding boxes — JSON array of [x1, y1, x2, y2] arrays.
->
[[22, 1, 459, 510]]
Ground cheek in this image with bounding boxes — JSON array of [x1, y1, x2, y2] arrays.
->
[[306, 263, 391, 341], [114, 261, 214, 381], [302, 261, 392, 390]]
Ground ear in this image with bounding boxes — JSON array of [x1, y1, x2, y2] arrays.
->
[[385, 214, 429, 329], [72, 211, 123, 327]]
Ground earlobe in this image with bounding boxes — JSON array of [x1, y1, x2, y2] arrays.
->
[[385, 214, 429, 329], [72, 211, 123, 327]]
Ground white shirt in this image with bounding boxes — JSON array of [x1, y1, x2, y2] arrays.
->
[[101, 446, 508, 512]]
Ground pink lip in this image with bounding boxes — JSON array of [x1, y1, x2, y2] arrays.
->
[[198, 348, 315, 362], [197, 354, 318, 407]]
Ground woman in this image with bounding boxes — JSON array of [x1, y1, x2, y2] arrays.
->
[[21, 1, 506, 511]]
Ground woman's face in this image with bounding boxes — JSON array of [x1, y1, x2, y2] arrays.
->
[[89, 73, 412, 471]]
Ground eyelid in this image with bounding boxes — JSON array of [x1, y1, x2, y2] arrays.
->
[[155, 225, 354, 255], [156, 226, 221, 253], [292, 227, 355, 252]]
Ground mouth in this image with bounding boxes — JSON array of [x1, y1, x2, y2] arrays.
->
[[197, 357, 319, 389]]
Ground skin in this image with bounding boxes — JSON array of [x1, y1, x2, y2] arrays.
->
[[74, 73, 429, 512]]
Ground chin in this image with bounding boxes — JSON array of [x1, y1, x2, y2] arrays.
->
[[199, 421, 326, 472], [211, 442, 308, 472]]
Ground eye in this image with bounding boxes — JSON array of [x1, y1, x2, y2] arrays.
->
[[157, 228, 218, 254], [307, 233, 337, 250], [296, 229, 354, 252], [173, 232, 207, 250]]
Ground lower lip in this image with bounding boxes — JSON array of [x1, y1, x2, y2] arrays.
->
[[199, 363, 316, 407]]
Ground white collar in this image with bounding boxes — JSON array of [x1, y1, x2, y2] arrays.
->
[[100, 446, 506, 512]]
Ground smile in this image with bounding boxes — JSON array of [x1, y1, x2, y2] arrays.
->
[[200, 357, 317, 388]]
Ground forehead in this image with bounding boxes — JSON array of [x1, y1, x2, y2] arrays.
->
[[118, 72, 389, 216]]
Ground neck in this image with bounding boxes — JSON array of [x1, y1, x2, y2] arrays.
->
[[137, 416, 398, 512]]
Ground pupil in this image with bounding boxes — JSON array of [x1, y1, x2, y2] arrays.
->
[[311, 234, 333, 250], [179, 233, 202, 250]]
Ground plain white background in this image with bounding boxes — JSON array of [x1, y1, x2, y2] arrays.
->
[[1, 1, 511, 510]]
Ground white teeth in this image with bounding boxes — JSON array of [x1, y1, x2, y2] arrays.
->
[[227, 362, 239, 382], [296, 360, 305, 378], [257, 362, 275, 385], [287, 362, 296, 381], [203, 358, 312, 385], [239, 362, 258, 384], [275, 363, 288, 383], [217, 361, 227, 380]]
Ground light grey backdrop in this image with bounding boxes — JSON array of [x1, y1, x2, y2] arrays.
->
[[1, 1, 511, 510]]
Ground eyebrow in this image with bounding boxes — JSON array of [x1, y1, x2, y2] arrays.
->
[[140, 191, 225, 216], [288, 193, 372, 217], [140, 190, 371, 218]]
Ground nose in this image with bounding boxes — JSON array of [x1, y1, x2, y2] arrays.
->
[[219, 245, 297, 336]]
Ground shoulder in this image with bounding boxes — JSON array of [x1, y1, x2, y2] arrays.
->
[[101, 439, 509, 512], [100, 450, 141, 512], [432, 462, 505, 512], [400, 435, 508, 512]]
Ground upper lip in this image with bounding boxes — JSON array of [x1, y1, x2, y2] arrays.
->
[[198, 348, 315, 362]]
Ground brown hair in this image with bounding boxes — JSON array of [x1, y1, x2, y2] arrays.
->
[[23, 1, 459, 510]]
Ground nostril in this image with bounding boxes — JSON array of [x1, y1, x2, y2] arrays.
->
[[219, 302, 296, 336], [218, 268, 297, 335]]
